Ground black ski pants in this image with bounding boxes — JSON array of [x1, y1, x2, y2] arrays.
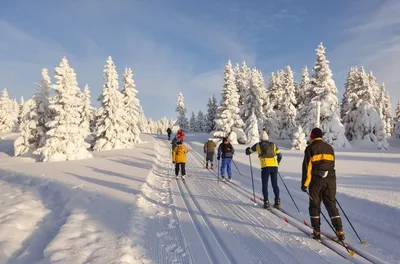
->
[[309, 177, 343, 231], [175, 163, 186, 176]]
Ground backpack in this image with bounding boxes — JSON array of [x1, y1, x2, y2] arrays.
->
[[259, 142, 275, 158]]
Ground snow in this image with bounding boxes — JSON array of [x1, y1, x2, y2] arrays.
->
[[1, 132, 400, 263]]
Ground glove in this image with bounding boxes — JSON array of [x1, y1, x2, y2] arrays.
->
[[172, 161, 175, 164], [245, 147, 250, 155], [217, 156, 220, 160], [301, 185, 307, 192]]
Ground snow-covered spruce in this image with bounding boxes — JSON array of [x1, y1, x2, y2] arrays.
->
[[296, 66, 309, 110], [94, 56, 129, 151], [195, 110, 207, 132], [0, 89, 17, 132], [291, 126, 307, 151], [395, 101, 400, 123], [189, 111, 196, 132], [18, 96, 25, 125], [213, 60, 246, 143], [263, 73, 280, 139], [206, 95, 218, 132], [121, 67, 141, 144], [243, 68, 265, 135], [236, 61, 250, 121], [245, 112, 260, 144], [380, 83, 392, 137], [137, 105, 149, 133], [279, 65, 297, 140], [81, 84, 93, 135], [35, 57, 92, 161], [35, 68, 53, 148], [13, 99, 39, 156], [297, 43, 350, 148], [175, 92, 189, 131]]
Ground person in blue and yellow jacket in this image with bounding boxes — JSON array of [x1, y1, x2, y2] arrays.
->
[[246, 131, 282, 209], [172, 141, 188, 179]]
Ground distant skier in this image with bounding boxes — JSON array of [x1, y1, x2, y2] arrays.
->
[[203, 138, 216, 169], [167, 127, 172, 140], [172, 140, 188, 180], [246, 131, 282, 209], [217, 137, 234, 182], [301, 128, 345, 241], [177, 129, 185, 142]]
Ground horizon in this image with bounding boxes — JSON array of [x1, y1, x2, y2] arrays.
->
[[1, 0, 399, 119]]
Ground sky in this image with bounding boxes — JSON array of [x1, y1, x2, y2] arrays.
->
[[1, 0, 399, 120]]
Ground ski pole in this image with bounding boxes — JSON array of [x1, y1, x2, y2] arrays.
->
[[306, 191, 355, 256], [248, 155, 257, 205], [217, 158, 220, 180], [278, 172, 300, 212], [336, 198, 367, 245], [232, 160, 244, 177]]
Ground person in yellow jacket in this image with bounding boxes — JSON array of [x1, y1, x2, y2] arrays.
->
[[172, 141, 188, 179], [245, 131, 283, 209]]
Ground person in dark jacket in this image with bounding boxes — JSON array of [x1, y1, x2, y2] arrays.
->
[[167, 128, 172, 140], [217, 137, 234, 182], [171, 136, 178, 152], [246, 131, 282, 209], [203, 138, 217, 169], [301, 127, 345, 241]]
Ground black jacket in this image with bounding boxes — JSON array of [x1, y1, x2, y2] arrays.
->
[[218, 142, 234, 159], [302, 138, 335, 187]]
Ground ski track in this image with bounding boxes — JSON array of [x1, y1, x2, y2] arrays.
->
[[180, 141, 349, 264], [187, 140, 400, 264]]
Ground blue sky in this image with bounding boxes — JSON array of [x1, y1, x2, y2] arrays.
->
[[1, 0, 399, 119]]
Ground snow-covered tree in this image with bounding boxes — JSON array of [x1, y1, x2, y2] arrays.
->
[[175, 92, 189, 130], [13, 99, 39, 156], [137, 105, 149, 133], [35, 57, 92, 161], [213, 60, 246, 143], [35, 68, 53, 147], [291, 126, 307, 150], [236, 61, 250, 120], [340, 67, 358, 120], [206, 95, 218, 132], [279, 65, 297, 139], [395, 101, 400, 122], [381, 84, 392, 137], [263, 73, 280, 139], [243, 68, 265, 133], [189, 111, 196, 132], [0, 89, 17, 132], [297, 66, 309, 110], [245, 112, 259, 144], [93, 56, 128, 151], [121, 67, 141, 143], [18, 96, 25, 125], [81, 84, 94, 134], [196, 110, 207, 132], [298, 43, 350, 147]]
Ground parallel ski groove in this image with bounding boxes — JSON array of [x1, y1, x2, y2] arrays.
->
[[186, 151, 338, 264]]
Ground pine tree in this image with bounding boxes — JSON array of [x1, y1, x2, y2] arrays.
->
[[175, 92, 189, 130], [213, 60, 245, 143], [279, 65, 297, 139], [263, 73, 280, 139], [243, 68, 265, 135], [196, 110, 207, 132], [137, 105, 149, 133], [35, 57, 92, 161], [122, 67, 141, 144], [298, 43, 350, 147], [35, 68, 53, 147], [245, 112, 259, 144], [94, 56, 128, 151], [189, 111, 196, 132], [18, 96, 25, 125], [297, 66, 309, 110], [81, 84, 94, 134], [14, 99, 39, 156], [340, 67, 358, 120], [236, 61, 250, 121], [395, 101, 400, 122], [381, 84, 392, 137], [206, 95, 218, 132], [0, 89, 16, 132]]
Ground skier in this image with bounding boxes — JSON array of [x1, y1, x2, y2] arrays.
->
[[217, 137, 234, 182], [301, 127, 345, 241], [172, 140, 188, 180], [245, 131, 282, 209], [203, 138, 216, 169], [171, 136, 178, 152], [167, 127, 172, 140], [177, 129, 185, 142]]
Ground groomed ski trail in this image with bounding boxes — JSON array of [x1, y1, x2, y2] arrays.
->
[[160, 138, 352, 264]]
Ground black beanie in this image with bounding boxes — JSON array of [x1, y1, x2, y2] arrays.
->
[[311, 128, 323, 139]]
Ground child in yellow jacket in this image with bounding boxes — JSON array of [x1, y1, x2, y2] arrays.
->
[[172, 141, 188, 179]]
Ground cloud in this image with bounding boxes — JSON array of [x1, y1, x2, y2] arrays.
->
[[331, 1, 400, 109]]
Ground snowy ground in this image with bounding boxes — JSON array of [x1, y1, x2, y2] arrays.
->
[[0, 132, 399, 263]]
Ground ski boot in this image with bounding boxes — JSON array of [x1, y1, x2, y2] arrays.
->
[[273, 198, 280, 210], [205, 164, 208, 169], [264, 200, 270, 209], [336, 230, 345, 241], [210, 164, 214, 170], [227, 177, 232, 182], [221, 177, 226, 182], [312, 230, 321, 241]]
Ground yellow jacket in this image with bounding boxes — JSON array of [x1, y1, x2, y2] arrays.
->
[[246, 141, 282, 168], [172, 143, 188, 163]]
